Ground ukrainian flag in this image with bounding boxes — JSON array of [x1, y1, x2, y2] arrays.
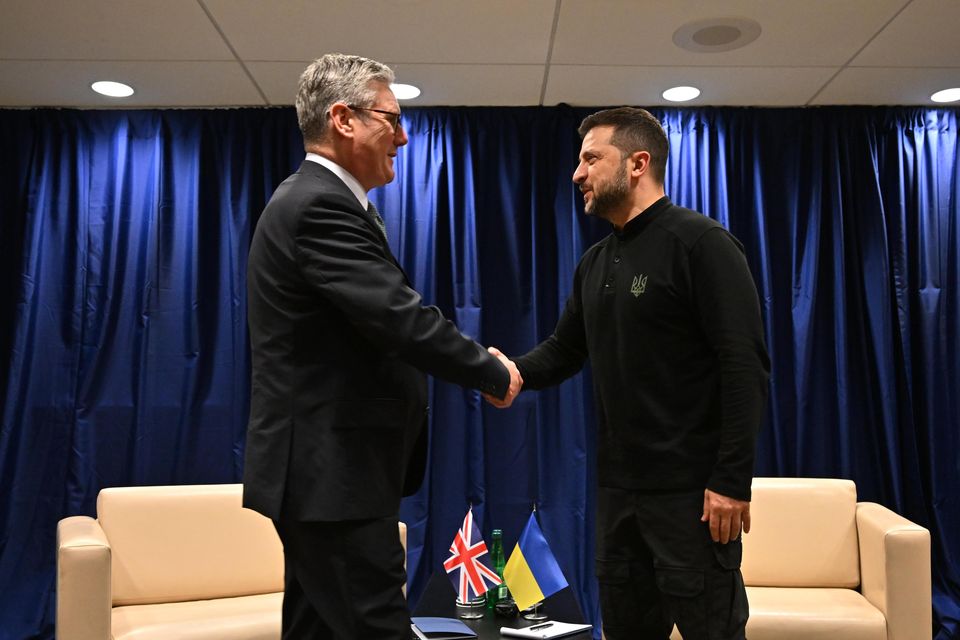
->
[[502, 512, 569, 611]]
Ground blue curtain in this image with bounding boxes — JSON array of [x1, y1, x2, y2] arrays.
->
[[1, 105, 957, 640]]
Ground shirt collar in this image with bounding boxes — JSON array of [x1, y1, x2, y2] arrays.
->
[[305, 152, 368, 210], [616, 195, 671, 238]]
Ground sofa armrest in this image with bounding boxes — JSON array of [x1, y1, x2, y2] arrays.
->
[[57, 516, 112, 640], [399, 521, 407, 597], [856, 502, 931, 640]]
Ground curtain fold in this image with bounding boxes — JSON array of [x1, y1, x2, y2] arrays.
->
[[0, 106, 957, 639]]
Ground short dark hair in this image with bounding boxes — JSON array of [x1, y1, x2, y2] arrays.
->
[[578, 107, 668, 183]]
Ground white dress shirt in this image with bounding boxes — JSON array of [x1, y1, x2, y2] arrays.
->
[[304, 152, 368, 211]]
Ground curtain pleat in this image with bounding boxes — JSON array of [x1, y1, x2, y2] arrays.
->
[[0, 106, 957, 639]]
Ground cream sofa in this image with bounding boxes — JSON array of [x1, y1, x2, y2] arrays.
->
[[56, 483, 407, 640], [58, 479, 929, 640], [669, 477, 931, 640]]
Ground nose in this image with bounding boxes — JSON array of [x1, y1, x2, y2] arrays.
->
[[572, 161, 587, 185], [394, 123, 409, 147]]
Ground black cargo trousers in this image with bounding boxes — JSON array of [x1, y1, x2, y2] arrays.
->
[[596, 487, 749, 640]]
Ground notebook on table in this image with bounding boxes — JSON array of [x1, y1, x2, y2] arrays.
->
[[410, 616, 478, 640]]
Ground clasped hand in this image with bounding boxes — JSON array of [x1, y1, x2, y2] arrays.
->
[[483, 346, 522, 409]]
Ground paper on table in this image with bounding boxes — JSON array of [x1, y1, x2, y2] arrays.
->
[[499, 620, 592, 639]]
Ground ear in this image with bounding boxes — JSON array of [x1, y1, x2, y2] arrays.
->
[[630, 151, 651, 178], [328, 103, 356, 138]]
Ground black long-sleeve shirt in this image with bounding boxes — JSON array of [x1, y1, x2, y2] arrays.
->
[[516, 197, 770, 501]]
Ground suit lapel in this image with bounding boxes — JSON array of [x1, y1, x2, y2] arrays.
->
[[296, 161, 412, 285]]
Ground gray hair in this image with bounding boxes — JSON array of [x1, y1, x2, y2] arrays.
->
[[296, 53, 395, 144]]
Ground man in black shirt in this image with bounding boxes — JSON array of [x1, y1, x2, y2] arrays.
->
[[488, 108, 769, 639]]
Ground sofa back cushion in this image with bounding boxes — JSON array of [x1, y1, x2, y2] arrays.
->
[[741, 477, 860, 588], [97, 484, 283, 606]]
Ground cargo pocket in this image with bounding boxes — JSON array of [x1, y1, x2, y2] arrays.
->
[[595, 560, 633, 631], [656, 567, 704, 598], [656, 567, 707, 637], [713, 536, 743, 570], [710, 539, 748, 638]]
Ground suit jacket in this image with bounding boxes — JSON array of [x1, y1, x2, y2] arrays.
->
[[243, 161, 509, 521]]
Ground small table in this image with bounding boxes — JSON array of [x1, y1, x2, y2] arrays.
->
[[412, 574, 593, 639]]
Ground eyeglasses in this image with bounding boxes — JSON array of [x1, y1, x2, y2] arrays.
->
[[348, 105, 403, 133]]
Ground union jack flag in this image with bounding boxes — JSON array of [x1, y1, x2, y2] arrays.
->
[[443, 508, 502, 602]]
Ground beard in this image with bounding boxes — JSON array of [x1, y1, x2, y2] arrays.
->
[[585, 160, 630, 219]]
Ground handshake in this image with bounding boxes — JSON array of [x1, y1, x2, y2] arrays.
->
[[485, 346, 523, 409]]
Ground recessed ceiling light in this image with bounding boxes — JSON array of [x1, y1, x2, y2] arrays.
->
[[673, 17, 761, 53], [662, 86, 701, 102], [931, 88, 960, 103], [91, 81, 134, 98], [391, 83, 421, 100]]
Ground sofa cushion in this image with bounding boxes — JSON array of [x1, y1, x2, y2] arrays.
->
[[111, 592, 282, 640], [742, 478, 859, 587], [669, 587, 886, 640], [97, 484, 283, 605], [742, 586, 887, 639]]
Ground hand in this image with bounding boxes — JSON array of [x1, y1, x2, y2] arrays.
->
[[701, 488, 751, 544], [483, 346, 523, 409]]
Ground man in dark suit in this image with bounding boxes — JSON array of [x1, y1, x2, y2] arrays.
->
[[243, 53, 522, 640]]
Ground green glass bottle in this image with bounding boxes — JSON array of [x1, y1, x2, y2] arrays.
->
[[486, 529, 508, 609]]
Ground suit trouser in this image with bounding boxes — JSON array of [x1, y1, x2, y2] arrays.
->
[[273, 516, 409, 640], [596, 487, 749, 640]]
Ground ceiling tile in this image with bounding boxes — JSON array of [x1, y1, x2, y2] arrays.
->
[[0, 61, 265, 107], [386, 64, 546, 106], [851, 0, 960, 67], [249, 61, 546, 107], [0, 0, 233, 61], [544, 65, 838, 106], [246, 62, 309, 106], [205, 0, 555, 64], [811, 67, 960, 105], [0, 0, 953, 107], [552, 0, 908, 67]]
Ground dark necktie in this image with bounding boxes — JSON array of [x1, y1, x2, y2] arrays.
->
[[367, 200, 388, 241]]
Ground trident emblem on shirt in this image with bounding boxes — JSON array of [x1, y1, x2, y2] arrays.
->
[[630, 274, 648, 297]]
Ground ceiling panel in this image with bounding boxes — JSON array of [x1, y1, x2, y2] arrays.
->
[[544, 65, 836, 107], [851, 0, 960, 67], [811, 67, 960, 105], [0, 61, 264, 107], [0, 0, 233, 61], [249, 61, 546, 107], [551, 0, 908, 67], [385, 64, 546, 106], [0, 0, 956, 107], [246, 62, 310, 106], [205, 0, 556, 64]]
